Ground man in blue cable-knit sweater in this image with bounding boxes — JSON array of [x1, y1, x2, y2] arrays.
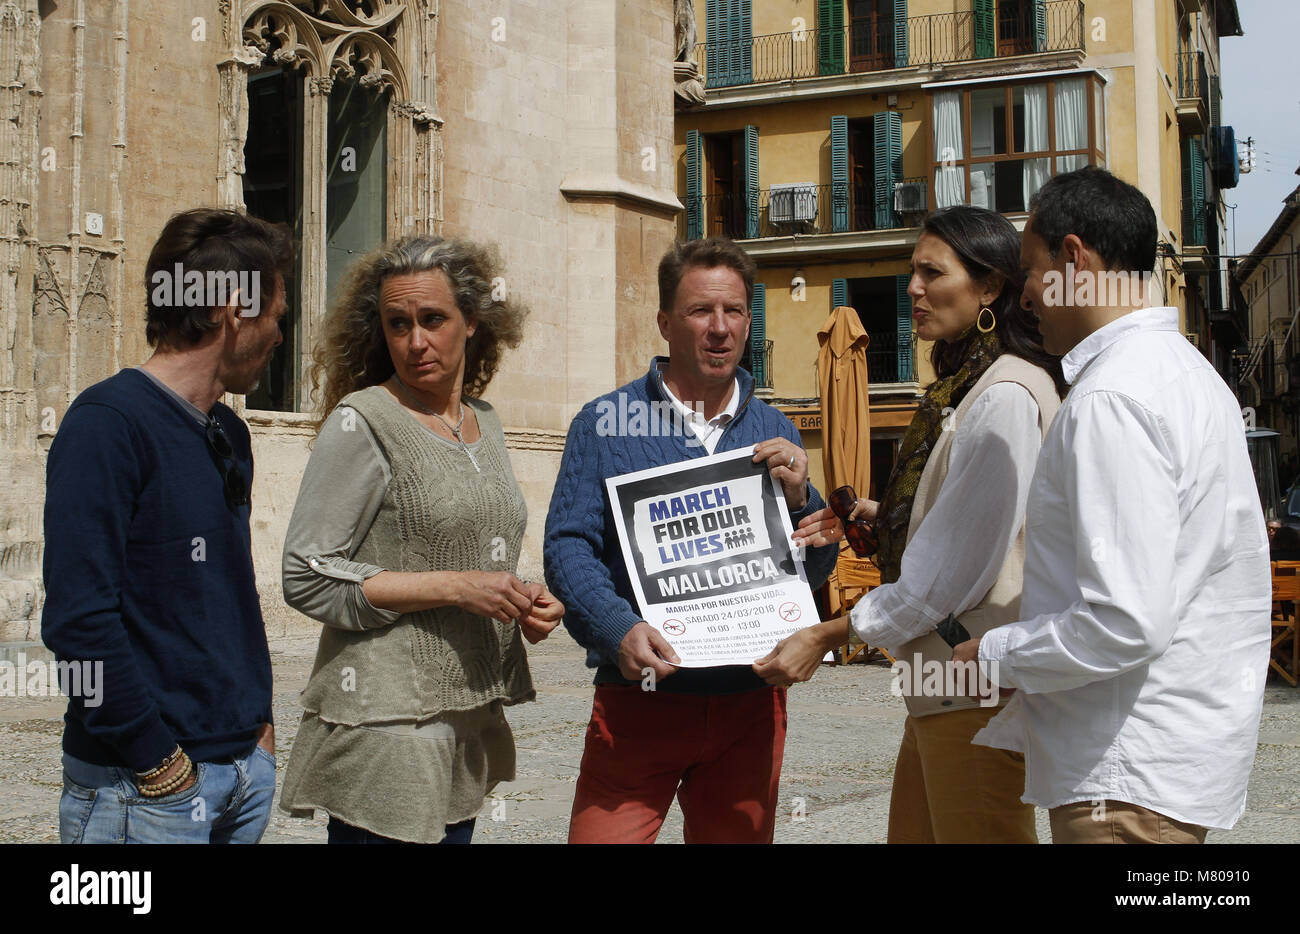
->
[[544, 238, 837, 844]]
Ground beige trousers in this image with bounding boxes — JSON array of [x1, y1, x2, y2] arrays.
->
[[887, 706, 1037, 844], [1049, 799, 1207, 844]]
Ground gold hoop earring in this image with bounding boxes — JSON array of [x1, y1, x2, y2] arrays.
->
[[976, 306, 996, 333]]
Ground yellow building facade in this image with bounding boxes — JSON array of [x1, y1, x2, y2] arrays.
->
[[674, 0, 1242, 497], [1234, 176, 1300, 497]]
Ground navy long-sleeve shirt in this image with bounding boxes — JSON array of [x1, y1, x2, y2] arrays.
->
[[41, 368, 272, 770], [543, 358, 838, 694]]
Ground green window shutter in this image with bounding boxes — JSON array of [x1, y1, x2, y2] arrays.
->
[[1033, 0, 1047, 52], [737, 0, 753, 84], [706, 0, 751, 88], [893, 0, 908, 67], [974, 0, 995, 59], [873, 111, 902, 229], [832, 277, 848, 309], [744, 124, 760, 239], [831, 115, 850, 233], [725, 0, 740, 86], [1185, 137, 1206, 246], [818, 0, 844, 76], [705, 0, 723, 88], [749, 282, 767, 387], [895, 273, 913, 381], [686, 129, 703, 240]]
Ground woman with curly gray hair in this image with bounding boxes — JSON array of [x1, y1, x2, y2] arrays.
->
[[278, 235, 564, 844]]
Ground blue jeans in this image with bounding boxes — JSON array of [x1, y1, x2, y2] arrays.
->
[[59, 746, 276, 844]]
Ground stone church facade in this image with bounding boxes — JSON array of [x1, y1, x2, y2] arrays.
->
[[0, 0, 680, 639]]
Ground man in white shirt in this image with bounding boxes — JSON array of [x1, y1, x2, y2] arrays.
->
[[953, 166, 1271, 843]]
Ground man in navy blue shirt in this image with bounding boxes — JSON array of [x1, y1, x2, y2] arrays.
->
[[545, 238, 838, 843], [42, 208, 292, 843]]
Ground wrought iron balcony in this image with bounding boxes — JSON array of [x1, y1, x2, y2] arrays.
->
[[680, 179, 929, 241], [866, 329, 916, 384], [746, 339, 774, 390], [1176, 49, 1210, 130], [694, 0, 1084, 90]]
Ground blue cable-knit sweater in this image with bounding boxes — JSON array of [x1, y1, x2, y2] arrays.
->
[[543, 357, 838, 694]]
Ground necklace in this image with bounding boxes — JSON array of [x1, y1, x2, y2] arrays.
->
[[391, 377, 482, 473]]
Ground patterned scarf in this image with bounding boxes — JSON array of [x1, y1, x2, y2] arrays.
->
[[874, 328, 1003, 584]]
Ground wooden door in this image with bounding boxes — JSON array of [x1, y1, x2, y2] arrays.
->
[[997, 0, 1034, 56], [706, 133, 743, 239], [849, 0, 894, 73], [849, 120, 873, 231]]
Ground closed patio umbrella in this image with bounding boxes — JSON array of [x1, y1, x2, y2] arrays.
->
[[816, 306, 879, 652], [817, 305, 870, 497]]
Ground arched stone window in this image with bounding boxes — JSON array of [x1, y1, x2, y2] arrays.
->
[[219, 0, 441, 412]]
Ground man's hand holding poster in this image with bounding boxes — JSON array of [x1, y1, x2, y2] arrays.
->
[[606, 447, 822, 667]]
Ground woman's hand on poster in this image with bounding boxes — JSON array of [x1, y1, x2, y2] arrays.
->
[[753, 438, 808, 511], [752, 620, 842, 687]]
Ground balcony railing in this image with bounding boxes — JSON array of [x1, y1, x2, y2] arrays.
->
[[695, 0, 1084, 89], [746, 339, 774, 390], [681, 179, 929, 241], [1177, 49, 1209, 112], [866, 330, 916, 384]]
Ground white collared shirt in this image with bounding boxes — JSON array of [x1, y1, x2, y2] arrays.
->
[[659, 372, 740, 456], [976, 307, 1271, 831]]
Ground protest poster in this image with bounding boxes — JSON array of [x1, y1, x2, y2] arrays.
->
[[605, 447, 822, 667]]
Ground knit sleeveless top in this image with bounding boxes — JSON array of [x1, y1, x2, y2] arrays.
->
[[298, 385, 535, 725]]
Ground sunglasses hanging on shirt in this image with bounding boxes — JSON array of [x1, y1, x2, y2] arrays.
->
[[205, 415, 250, 509]]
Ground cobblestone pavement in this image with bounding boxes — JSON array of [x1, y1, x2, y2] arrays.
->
[[3, 629, 1299, 844]]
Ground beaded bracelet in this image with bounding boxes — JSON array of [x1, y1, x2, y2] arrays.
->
[[136, 745, 184, 781], [137, 753, 194, 798]]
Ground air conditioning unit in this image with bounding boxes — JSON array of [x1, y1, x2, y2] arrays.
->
[[894, 181, 928, 214], [769, 183, 818, 224]]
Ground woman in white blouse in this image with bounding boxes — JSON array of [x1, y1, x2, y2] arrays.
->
[[754, 205, 1065, 843]]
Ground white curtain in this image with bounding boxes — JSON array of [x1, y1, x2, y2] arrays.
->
[[1054, 76, 1087, 173], [1022, 84, 1050, 204], [933, 90, 966, 207], [970, 164, 992, 209]]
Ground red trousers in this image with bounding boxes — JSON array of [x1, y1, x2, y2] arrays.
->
[[568, 683, 787, 844]]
